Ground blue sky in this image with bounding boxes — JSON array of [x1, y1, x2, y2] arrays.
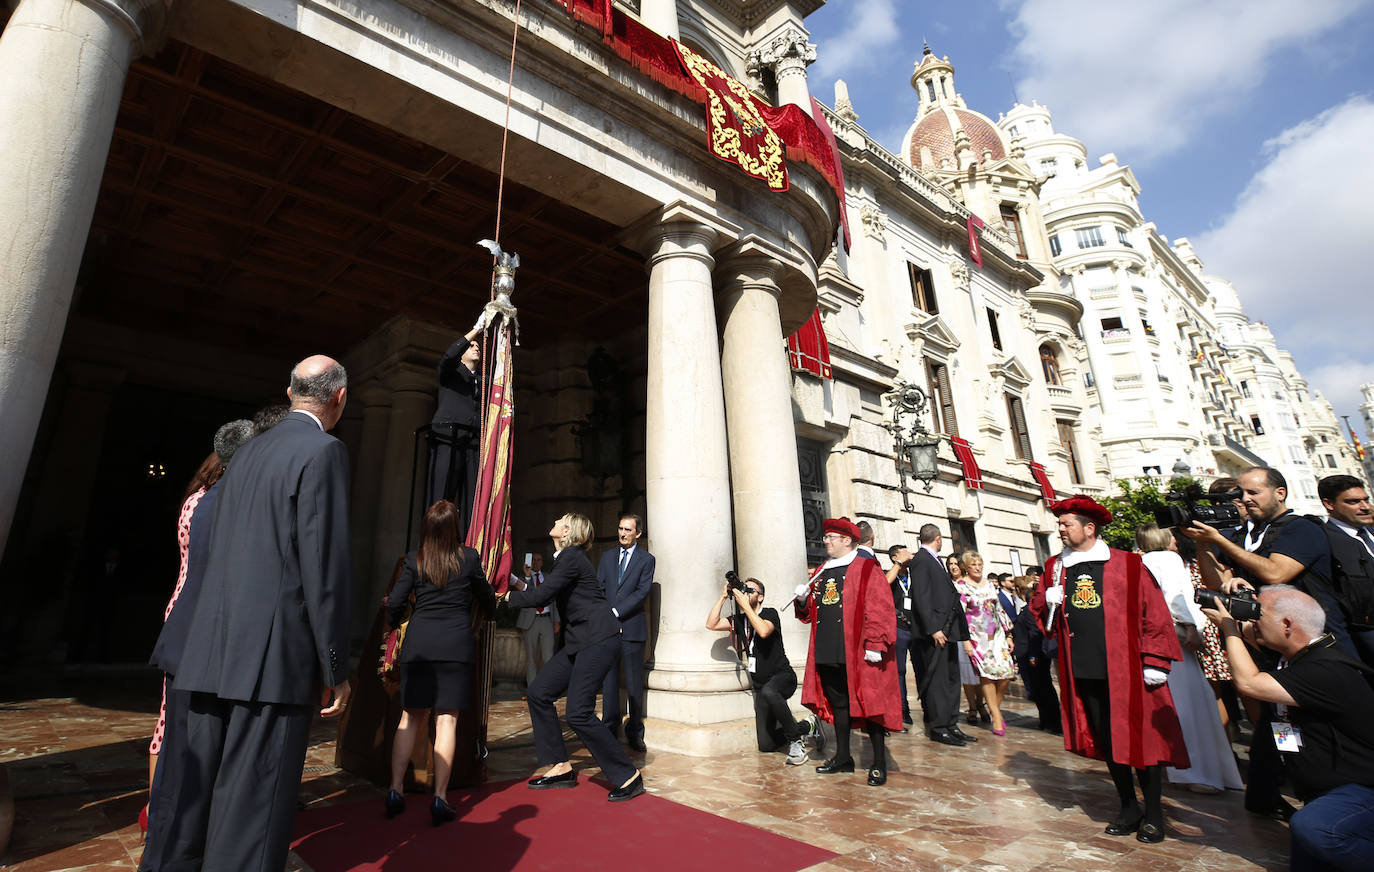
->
[[804, 0, 1374, 431]]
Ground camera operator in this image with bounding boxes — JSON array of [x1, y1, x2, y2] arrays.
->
[[706, 577, 821, 765], [1318, 475, 1374, 667], [1199, 585, 1374, 871], [1181, 466, 1354, 658]]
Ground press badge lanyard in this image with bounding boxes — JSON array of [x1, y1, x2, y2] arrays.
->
[[899, 577, 911, 613], [1271, 637, 1324, 752], [744, 622, 757, 673]]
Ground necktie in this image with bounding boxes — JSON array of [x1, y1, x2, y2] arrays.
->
[[1360, 528, 1374, 560], [618, 549, 629, 585]]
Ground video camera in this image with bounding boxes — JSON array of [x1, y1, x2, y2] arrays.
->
[[1194, 587, 1262, 621], [725, 570, 746, 593], [1153, 483, 1244, 534]]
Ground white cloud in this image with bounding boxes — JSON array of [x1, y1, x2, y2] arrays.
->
[[1003, 0, 1370, 162], [809, 0, 903, 86], [1193, 96, 1374, 420]]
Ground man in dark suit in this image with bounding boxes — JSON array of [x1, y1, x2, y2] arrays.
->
[[428, 323, 483, 522], [885, 545, 924, 729], [599, 513, 655, 751], [909, 523, 976, 747], [141, 355, 353, 872], [1318, 474, 1374, 666]]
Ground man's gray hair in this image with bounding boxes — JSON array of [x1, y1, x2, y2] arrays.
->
[[290, 361, 347, 405], [918, 523, 940, 544], [214, 419, 256, 464], [1259, 584, 1327, 638]]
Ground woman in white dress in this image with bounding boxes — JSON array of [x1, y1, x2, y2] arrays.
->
[[955, 551, 1017, 735], [1136, 524, 1243, 793]]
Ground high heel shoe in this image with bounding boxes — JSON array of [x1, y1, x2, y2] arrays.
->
[[384, 789, 405, 819], [992, 725, 1006, 736], [978, 701, 992, 724], [430, 796, 456, 826]]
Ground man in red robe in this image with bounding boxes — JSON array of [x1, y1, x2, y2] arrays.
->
[[1029, 495, 1188, 843], [793, 517, 901, 786]]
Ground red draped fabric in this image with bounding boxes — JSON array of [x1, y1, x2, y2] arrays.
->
[[786, 307, 831, 380], [673, 40, 788, 191], [753, 99, 852, 251], [950, 437, 983, 490], [466, 314, 516, 592], [966, 213, 984, 267], [1029, 461, 1057, 502]]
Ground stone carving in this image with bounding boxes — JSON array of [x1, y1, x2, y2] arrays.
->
[[859, 204, 886, 241], [947, 255, 970, 293], [746, 27, 816, 80]]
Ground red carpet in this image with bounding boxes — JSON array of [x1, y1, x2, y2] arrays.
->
[[290, 779, 837, 871]]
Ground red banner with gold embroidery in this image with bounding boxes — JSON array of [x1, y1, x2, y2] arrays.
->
[[466, 315, 515, 593], [672, 40, 788, 192]]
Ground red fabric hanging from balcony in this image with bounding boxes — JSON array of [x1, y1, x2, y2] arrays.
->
[[1029, 461, 1057, 502], [786, 307, 831, 380], [950, 437, 983, 490]]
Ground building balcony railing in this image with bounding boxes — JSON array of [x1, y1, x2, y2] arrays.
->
[[1101, 328, 1131, 343], [1088, 286, 1119, 300]]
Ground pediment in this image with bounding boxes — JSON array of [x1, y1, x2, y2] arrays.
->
[[905, 312, 961, 356], [996, 355, 1034, 388]]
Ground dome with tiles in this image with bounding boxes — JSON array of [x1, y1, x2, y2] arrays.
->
[[901, 45, 1009, 171]]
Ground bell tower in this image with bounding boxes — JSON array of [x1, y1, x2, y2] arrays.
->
[[911, 44, 960, 116]]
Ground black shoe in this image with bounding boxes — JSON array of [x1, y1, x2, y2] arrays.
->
[[1105, 806, 1143, 836], [928, 729, 966, 747], [527, 770, 578, 789], [384, 789, 405, 819], [1245, 799, 1296, 821], [608, 774, 645, 802], [430, 796, 456, 827], [949, 726, 979, 743], [867, 768, 887, 786], [628, 737, 647, 752], [1136, 821, 1165, 843], [903, 712, 914, 725], [815, 757, 856, 773], [965, 710, 979, 725]]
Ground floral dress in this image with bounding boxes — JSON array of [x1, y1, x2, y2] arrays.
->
[[956, 579, 1017, 680], [1189, 560, 1232, 681]]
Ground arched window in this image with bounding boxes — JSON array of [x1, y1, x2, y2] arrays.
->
[[1040, 344, 1062, 386]]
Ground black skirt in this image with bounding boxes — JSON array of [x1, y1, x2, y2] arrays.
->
[[399, 660, 472, 710]]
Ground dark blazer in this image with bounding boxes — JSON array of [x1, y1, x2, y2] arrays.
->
[[387, 547, 495, 663], [998, 590, 1021, 623], [910, 547, 968, 640], [598, 545, 655, 643], [173, 411, 353, 705], [508, 546, 618, 653], [1325, 520, 1374, 630], [433, 338, 478, 428], [151, 483, 221, 676], [1011, 605, 1048, 661]]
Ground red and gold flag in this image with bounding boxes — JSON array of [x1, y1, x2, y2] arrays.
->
[[466, 314, 516, 592], [1349, 420, 1367, 461]]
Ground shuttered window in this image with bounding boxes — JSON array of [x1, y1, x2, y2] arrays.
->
[[927, 360, 959, 438], [1006, 394, 1032, 461], [1057, 420, 1083, 482]]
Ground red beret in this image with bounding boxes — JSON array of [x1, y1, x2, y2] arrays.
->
[[1050, 494, 1113, 528], [822, 517, 862, 542]]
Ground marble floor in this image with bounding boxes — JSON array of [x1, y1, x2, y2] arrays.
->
[[1, 669, 1291, 871]]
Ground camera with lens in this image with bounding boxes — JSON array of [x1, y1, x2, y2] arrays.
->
[[1153, 483, 1244, 534], [725, 570, 745, 593], [1194, 587, 1262, 621]]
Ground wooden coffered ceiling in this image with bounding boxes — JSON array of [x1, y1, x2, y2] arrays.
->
[[82, 41, 648, 357]]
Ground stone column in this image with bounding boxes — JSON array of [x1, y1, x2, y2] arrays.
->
[[348, 383, 394, 643], [716, 248, 811, 667], [368, 365, 435, 606], [0, 0, 168, 557], [638, 0, 679, 40], [638, 207, 744, 753], [748, 27, 816, 110]]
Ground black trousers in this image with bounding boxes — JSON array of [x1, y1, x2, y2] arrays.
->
[[528, 634, 635, 786], [893, 626, 925, 719], [914, 635, 961, 731], [426, 428, 477, 526], [144, 678, 191, 835], [817, 663, 886, 772], [140, 692, 311, 872], [751, 669, 805, 752], [1077, 678, 1163, 821], [1016, 654, 1061, 732], [600, 638, 645, 742]]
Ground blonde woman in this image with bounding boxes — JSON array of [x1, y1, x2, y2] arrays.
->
[[956, 551, 1018, 735], [501, 513, 645, 801]]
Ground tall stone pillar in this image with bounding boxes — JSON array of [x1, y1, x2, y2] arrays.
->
[[638, 0, 679, 39], [716, 247, 811, 666], [369, 365, 435, 603], [348, 383, 394, 643], [0, 0, 169, 557], [638, 207, 744, 753], [748, 27, 816, 110]]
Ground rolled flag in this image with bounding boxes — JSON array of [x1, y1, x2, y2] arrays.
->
[[966, 213, 984, 267]]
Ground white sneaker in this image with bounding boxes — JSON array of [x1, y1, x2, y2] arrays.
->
[[785, 739, 808, 765]]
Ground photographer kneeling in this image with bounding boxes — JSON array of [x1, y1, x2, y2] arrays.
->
[[1200, 585, 1374, 871], [706, 577, 821, 765]]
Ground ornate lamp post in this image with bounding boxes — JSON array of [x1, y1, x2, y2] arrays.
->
[[884, 380, 941, 511]]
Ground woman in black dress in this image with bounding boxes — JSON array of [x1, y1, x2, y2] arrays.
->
[[501, 512, 645, 801], [384, 500, 496, 825]]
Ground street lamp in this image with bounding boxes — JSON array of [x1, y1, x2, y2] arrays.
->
[[884, 380, 941, 511]]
